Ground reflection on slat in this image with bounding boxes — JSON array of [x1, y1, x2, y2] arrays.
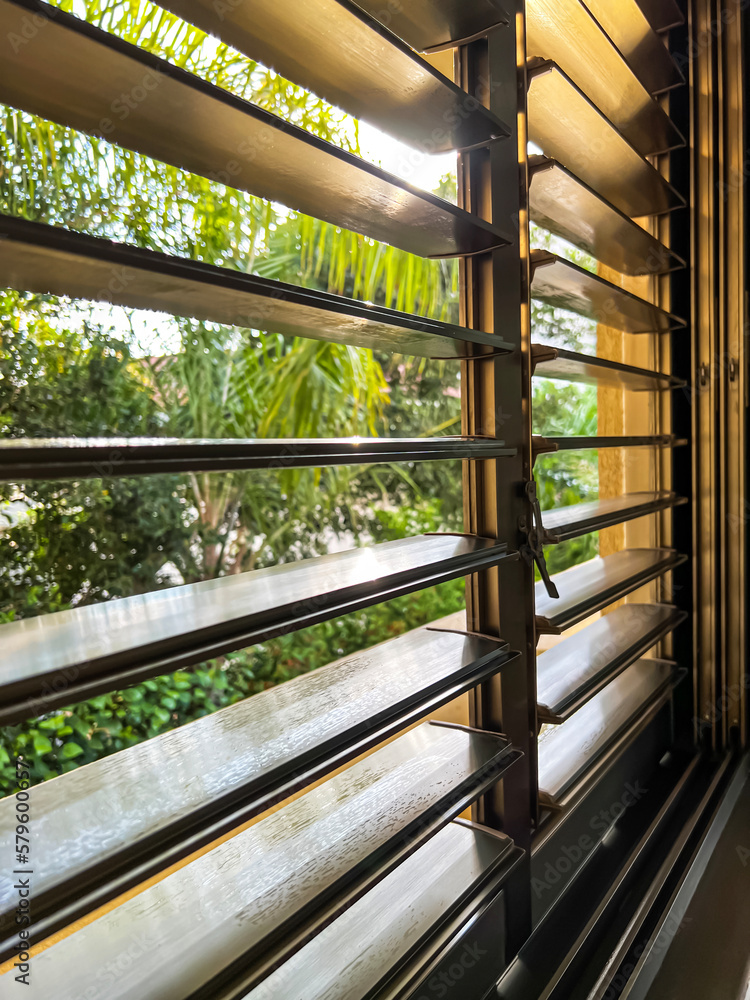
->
[[541, 492, 687, 542], [532, 344, 685, 392], [0, 725, 518, 998], [624, 759, 750, 1000], [583, 0, 684, 95], [526, 0, 683, 156], [147, 0, 509, 151], [545, 434, 685, 450], [537, 603, 687, 722], [536, 548, 687, 634], [0, 436, 515, 483], [355, 0, 510, 51], [538, 659, 678, 803], [528, 158, 684, 276], [531, 251, 684, 334], [528, 62, 685, 217], [0, 216, 512, 360], [633, 0, 684, 33], [503, 751, 700, 996], [0, 627, 515, 950], [0, 534, 515, 716], [0, 0, 509, 258], [243, 823, 522, 1000]]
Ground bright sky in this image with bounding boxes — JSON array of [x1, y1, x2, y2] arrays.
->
[[82, 124, 459, 354], [359, 122, 457, 197]]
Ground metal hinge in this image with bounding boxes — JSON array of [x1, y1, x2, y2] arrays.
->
[[530, 343, 558, 375], [519, 480, 560, 600], [532, 435, 559, 462]]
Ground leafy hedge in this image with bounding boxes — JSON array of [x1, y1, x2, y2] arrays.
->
[[0, 562, 464, 795]]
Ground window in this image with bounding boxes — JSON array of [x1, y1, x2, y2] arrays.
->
[[2, 3, 744, 1000]]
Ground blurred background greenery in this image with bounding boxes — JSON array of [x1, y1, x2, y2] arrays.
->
[[0, 0, 598, 791]]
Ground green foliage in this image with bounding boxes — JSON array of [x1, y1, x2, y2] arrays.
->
[[0, 0, 601, 796], [543, 535, 599, 576], [0, 298, 194, 612], [533, 380, 599, 576], [529, 224, 598, 353], [0, 500, 464, 794]]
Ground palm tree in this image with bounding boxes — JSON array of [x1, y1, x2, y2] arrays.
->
[[1, 0, 463, 583]]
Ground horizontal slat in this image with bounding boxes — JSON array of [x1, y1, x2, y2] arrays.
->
[[526, 0, 684, 156], [0, 724, 519, 998], [543, 434, 686, 450], [541, 492, 687, 542], [355, 0, 510, 51], [0, 215, 513, 360], [0, 436, 515, 482], [634, 0, 684, 33], [538, 658, 680, 803], [620, 758, 750, 1000], [0, 533, 515, 716], [243, 822, 522, 1000], [6, 822, 520, 1000], [524, 751, 705, 1000], [537, 603, 687, 722], [147, 0, 509, 151], [532, 344, 686, 392], [535, 548, 687, 634], [510, 749, 700, 994], [0, 0, 510, 259], [528, 61, 685, 217], [528, 157, 684, 276], [583, 0, 684, 95], [534, 703, 691, 868], [531, 250, 685, 334], [0, 626, 516, 949]]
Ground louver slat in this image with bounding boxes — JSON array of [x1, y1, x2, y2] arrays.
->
[[526, 0, 684, 156], [528, 62, 685, 217], [540, 493, 687, 542], [354, 0, 510, 51], [538, 659, 681, 804], [543, 435, 685, 450], [147, 0, 509, 151], [535, 549, 687, 634], [0, 0, 509, 258], [0, 724, 520, 997], [0, 216, 512, 359], [0, 437, 514, 483], [530, 251, 685, 334], [528, 157, 684, 276], [0, 627, 516, 953], [0, 534, 516, 717], [633, 0, 684, 34], [244, 822, 523, 1000], [583, 0, 685, 95], [537, 603, 687, 722], [532, 344, 685, 392]]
